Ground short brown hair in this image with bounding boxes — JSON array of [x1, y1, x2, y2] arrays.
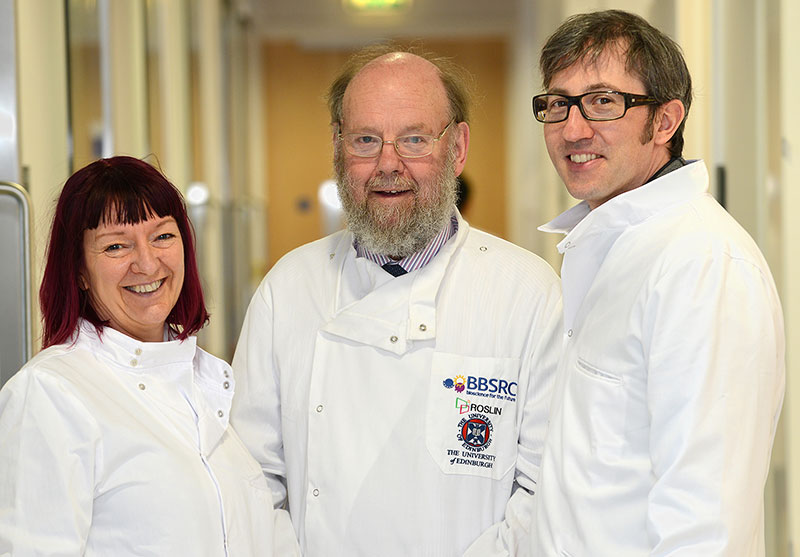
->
[[326, 42, 474, 127], [540, 10, 692, 158]]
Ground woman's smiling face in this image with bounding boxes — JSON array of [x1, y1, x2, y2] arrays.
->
[[80, 212, 185, 342]]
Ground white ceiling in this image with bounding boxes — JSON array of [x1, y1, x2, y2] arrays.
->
[[245, 0, 518, 48]]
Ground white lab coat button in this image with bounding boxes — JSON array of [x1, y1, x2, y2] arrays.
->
[[138, 383, 146, 390], [316, 405, 324, 413], [223, 381, 230, 389], [134, 348, 142, 356], [390, 335, 398, 343], [218, 410, 224, 418], [567, 329, 573, 337], [312, 488, 320, 497], [479, 246, 488, 252], [419, 324, 427, 332], [224, 370, 229, 378], [130, 359, 138, 367]]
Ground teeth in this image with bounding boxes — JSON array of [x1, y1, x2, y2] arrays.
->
[[570, 153, 600, 163], [390, 190, 399, 194], [126, 279, 164, 294]]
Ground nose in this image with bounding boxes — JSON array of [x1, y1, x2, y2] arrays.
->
[[131, 244, 159, 275], [561, 104, 594, 142], [374, 141, 405, 176]]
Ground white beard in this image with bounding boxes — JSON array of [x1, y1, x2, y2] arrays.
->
[[334, 145, 458, 259]]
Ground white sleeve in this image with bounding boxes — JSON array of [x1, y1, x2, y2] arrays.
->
[[463, 280, 563, 556], [644, 254, 784, 555], [230, 282, 289, 508], [0, 369, 100, 556]]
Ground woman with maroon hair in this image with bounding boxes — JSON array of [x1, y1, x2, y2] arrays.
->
[[0, 157, 298, 556]]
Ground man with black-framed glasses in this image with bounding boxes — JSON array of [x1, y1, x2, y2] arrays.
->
[[530, 10, 784, 557], [231, 44, 562, 556]]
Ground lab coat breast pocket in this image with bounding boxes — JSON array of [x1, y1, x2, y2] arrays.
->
[[573, 356, 627, 460], [426, 352, 520, 480]]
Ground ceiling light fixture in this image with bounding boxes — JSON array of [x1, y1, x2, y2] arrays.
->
[[343, 0, 413, 14]]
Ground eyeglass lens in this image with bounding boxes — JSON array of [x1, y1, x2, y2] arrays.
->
[[534, 91, 627, 122], [343, 134, 435, 157]]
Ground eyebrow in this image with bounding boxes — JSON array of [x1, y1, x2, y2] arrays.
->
[[93, 216, 177, 241], [548, 83, 618, 95], [342, 122, 431, 136]]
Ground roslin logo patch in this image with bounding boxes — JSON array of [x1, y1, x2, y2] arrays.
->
[[455, 397, 470, 414]]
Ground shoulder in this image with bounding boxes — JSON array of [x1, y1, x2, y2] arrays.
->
[[9, 341, 85, 385], [271, 231, 349, 274], [649, 195, 769, 272], [253, 231, 350, 296], [0, 342, 98, 418], [458, 227, 560, 290]]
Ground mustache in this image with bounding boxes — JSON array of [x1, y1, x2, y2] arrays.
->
[[366, 174, 417, 191]]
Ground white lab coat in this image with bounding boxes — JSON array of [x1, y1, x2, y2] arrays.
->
[[533, 161, 785, 556], [231, 210, 562, 556], [0, 320, 299, 557]]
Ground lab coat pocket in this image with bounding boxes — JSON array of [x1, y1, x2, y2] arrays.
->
[[426, 352, 520, 479], [216, 431, 296, 556], [574, 357, 626, 459]]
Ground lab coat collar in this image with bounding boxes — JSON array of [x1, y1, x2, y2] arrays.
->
[[78, 319, 197, 372], [324, 207, 468, 355], [77, 320, 232, 453], [538, 159, 708, 250]]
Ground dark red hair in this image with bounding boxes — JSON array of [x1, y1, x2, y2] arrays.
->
[[40, 156, 209, 347]]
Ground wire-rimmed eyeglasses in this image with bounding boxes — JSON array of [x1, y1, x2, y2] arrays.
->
[[337, 120, 455, 158], [532, 90, 659, 123]]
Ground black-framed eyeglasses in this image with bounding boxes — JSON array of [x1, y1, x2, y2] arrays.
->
[[337, 120, 455, 158], [532, 90, 659, 123]]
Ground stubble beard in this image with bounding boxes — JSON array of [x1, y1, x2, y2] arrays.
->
[[334, 145, 458, 259]]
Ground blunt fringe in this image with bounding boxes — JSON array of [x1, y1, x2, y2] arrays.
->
[[326, 42, 474, 128], [539, 9, 693, 158], [40, 156, 209, 348]]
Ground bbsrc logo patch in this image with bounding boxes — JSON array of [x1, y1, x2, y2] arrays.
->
[[442, 374, 466, 393], [457, 413, 493, 452]]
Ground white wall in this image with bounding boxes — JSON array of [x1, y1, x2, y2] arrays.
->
[[15, 0, 71, 350], [780, 0, 800, 552]]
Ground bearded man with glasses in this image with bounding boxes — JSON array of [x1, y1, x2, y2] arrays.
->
[[530, 10, 784, 557], [230, 44, 562, 556]]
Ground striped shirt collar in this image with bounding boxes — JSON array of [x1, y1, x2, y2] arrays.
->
[[354, 213, 459, 273]]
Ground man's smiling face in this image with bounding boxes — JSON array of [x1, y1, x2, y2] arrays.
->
[[543, 44, 669, 209], [334, 53, 468, 258]]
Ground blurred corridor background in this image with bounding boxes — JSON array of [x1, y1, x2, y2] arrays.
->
[[0, 0, 798, 554]]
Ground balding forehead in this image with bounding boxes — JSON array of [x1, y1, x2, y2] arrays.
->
[[343, 53, 449, 118], [366, 51, 429, 67], [355, 52, 441, 84]]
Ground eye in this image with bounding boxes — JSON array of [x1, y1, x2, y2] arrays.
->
[[400, 135, 426, 145], [550, 98, 569, 109], [104, 243, 123, 253], [588, 93, 620, 106], [354, 135, 378, 145], [156, 232, 176, 241]]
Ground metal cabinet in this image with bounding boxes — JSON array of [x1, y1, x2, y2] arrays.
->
[[0, 182, 31, 387]]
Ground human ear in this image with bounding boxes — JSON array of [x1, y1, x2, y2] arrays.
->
[[78, 274, 88, 291], [453, 121, 470, 176], [653, 99, 685, 147]]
